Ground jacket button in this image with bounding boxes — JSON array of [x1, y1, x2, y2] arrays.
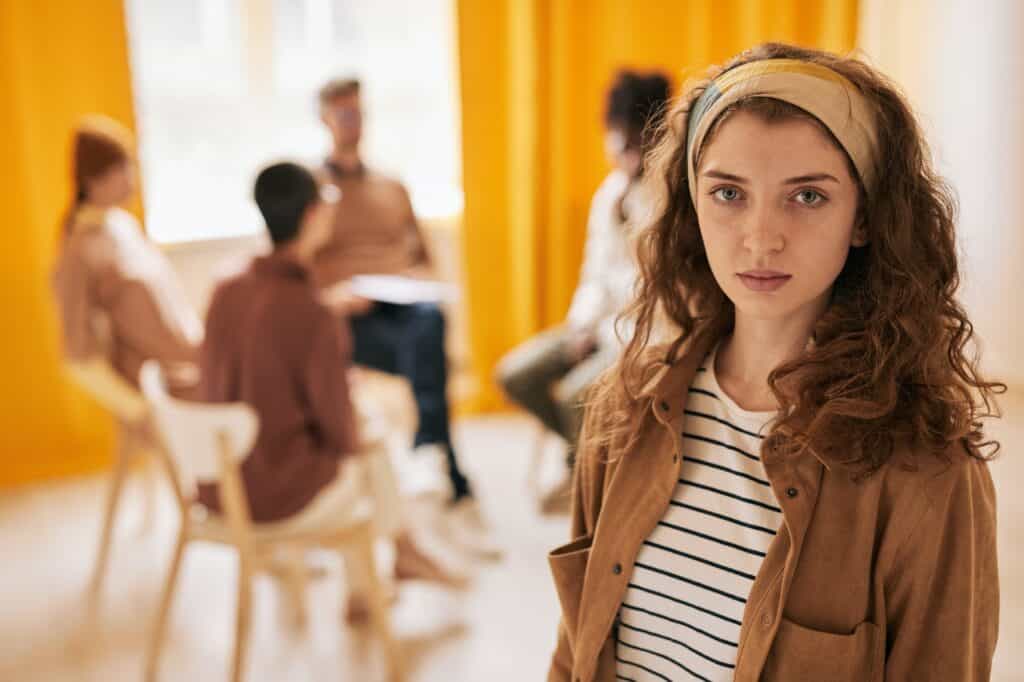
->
[[612, 563, 623, 575], [761, 612, 773, 627], [786, 487, 799, 498], [659, 400, 670, 411]]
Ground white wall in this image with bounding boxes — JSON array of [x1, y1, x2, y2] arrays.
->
[[860, 0, 1024, 388], [163, 234, 270, 315]]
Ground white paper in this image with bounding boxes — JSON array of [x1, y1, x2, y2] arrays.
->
[[347, 275, 460, 305]]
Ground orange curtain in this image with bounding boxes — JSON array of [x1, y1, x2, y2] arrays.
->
[[455, 0, 859, 412], [0, 1, 139, 486]]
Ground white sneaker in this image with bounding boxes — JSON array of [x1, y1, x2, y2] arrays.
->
[[399, 444, 455, 502], [538, 473, 573, 515], [443, 497, 504, 562]]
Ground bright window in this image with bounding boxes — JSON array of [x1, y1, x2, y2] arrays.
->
[[124, 0, 462, 244]]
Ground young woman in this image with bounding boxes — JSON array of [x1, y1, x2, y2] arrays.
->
[[547, 43, 1002, 682], [53, 116, 202, 394], [498, 70, 670, 508]]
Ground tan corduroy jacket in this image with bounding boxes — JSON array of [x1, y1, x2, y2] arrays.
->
[[548, 330, 999, 682]]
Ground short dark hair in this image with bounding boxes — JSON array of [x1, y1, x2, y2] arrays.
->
[[605, 70, 672, 149], [253, 162, 319, 245], [318, 78, 361, 107]]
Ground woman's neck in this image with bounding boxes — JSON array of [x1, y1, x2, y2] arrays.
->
[[80, 199, 117, 212], [715, 311, 818, 412], [71, 201, 115, 233]]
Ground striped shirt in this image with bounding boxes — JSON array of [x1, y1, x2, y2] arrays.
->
[[615, 348, 781, 681]]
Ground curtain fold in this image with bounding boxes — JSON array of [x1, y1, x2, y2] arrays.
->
[[456, 0, 858, 411], [0, 1, 139, 486]]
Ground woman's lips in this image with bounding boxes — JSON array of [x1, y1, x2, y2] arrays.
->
[[737, 270, 792, 292]]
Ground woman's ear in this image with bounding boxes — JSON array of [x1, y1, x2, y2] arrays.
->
[[851, 220, 869, 247]]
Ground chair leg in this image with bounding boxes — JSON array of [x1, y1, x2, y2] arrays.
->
[[356, 528, 404, 682], [137, 452, 159, 535], [526, 422, 548, 496], [145, 524, 187, 682], [230, 557, 253, 682], [90, 443, 131, 596], [280, 547, 308, 629]]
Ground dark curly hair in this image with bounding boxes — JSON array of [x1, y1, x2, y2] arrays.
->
[[587, 42, 1004, 477], [605, 70, 672, 152]]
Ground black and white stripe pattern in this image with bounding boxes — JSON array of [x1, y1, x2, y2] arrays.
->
[[616, 350, 781, 681]]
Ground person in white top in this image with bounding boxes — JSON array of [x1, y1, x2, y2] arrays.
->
[[496, 71, 670, 509]]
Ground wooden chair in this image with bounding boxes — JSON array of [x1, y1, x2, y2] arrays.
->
[[526, 419, 553, 496], [65, 358, 160, 596], [138, 361, 402, 682]]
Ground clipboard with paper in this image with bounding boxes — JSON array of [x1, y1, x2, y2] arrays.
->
[[345, 274, 460, 305]]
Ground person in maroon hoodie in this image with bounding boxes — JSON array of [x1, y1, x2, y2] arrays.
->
[[199, 162, 465, 620]]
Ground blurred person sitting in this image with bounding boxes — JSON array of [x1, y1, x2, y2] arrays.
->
[[496, 71, 671, 510], [313, 78, 497, 558], [53, 115, 202, 396], [198, 162, 465, 615]]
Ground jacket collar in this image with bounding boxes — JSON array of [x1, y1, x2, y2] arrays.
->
[[250, 251, 310, 281], [639, 323, 720, 424], [639, 325, 832, 470]]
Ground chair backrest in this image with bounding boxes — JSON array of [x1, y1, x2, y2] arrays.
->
[[65, 359, 148, 423], [139, 361, 258, 498]]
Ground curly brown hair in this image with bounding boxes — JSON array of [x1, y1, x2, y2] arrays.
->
[[588, 42, 1004, 477]]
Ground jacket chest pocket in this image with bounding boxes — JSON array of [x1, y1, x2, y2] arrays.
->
[[761, 618, 882, 682], [548, 534, 594, 647]]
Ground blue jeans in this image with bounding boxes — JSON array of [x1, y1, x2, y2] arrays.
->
[[349, 302, 470, 501]]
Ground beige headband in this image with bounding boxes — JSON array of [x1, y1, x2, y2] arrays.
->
[[686, 59, 879, 203]]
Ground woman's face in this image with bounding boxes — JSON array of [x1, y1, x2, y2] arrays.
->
[[605, 127, 642, 178], [85, 160, 136, 206], [695, 110, 865, 327]]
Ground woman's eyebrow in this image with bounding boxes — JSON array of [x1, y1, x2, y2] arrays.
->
[[701, 170, 842, 184], [702, 169, 748, 183], [782, 173, 840, 185]]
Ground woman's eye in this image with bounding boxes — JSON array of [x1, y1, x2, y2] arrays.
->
[[795, 189, 825, 206], [713, 187, 741, 202]]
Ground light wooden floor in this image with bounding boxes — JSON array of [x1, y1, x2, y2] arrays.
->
[[0, 403, 1021, 681]]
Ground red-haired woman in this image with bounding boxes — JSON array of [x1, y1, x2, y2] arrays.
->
[[53, 116, 201, 394]]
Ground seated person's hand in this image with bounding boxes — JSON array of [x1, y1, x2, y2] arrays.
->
[[401, 264, 436, 281], [165, 361, 200, 387], [320, 281, 375, 316], [164, 361, 203, 400], [564, 330, 598, 364]]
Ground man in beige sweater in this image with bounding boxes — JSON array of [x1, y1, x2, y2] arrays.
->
[[313, 79, 497, 559]]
